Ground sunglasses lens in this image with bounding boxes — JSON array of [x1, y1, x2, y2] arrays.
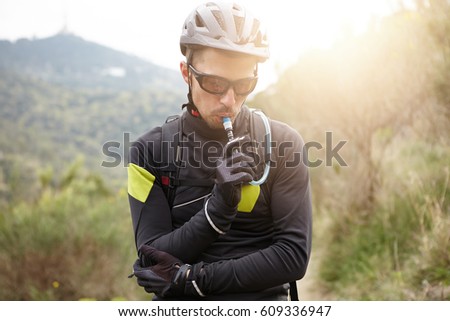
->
[[201, 76, 229, 95], [234, 78, 258, 95]]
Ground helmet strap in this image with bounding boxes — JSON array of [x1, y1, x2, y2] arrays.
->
[[182, 88, 202, 119], [182, 49, 202, 119]]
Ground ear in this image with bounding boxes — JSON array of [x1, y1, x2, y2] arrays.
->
[[180, 61, 189, 84]]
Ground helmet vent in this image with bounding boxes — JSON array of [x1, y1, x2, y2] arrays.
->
[[211, 9, 245, 42], [212, 10, 225, 30], [195, 15, 205, 28]]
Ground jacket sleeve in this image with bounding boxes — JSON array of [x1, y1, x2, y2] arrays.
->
[[128, 128, 227, 262], [196, 122, 313, 294]]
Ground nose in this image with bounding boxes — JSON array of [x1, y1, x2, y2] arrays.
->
[[220, 87, 237, 108]]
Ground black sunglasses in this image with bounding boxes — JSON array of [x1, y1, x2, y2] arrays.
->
[[189, 65, 258, 96]]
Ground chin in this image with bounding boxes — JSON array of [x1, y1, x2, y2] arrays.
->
[[208, 122, 223, 130], [205, 117, 223, 130]]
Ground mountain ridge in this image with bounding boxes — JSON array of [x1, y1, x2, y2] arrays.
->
[[0, 32, 185, 91]]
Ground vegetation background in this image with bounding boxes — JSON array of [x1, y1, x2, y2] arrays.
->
[[0, 1, 448, 300]]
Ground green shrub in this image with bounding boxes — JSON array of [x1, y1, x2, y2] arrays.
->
[[0, 165, 147, 300], [319, 144, 449, 300]]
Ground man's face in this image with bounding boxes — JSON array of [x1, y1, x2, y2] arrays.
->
[[181, 48, 258, 129]]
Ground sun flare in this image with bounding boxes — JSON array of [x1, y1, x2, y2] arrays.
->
[[246, 0, 392, 66]]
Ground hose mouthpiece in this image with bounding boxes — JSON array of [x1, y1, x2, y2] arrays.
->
[[222, 117, 234, 142]]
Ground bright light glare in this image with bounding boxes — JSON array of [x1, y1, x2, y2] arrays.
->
[[247, 0, 392, 67], [241, 0, 393, 89]]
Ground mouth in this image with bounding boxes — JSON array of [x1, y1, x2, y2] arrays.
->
[[217, 113, 233, 119]]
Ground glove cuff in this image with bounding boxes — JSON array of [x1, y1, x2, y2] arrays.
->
[[185, 263, 206, 298], [172, 264, 191, 288], [212, 184, 240, 208], [171, 264, 206, 298]]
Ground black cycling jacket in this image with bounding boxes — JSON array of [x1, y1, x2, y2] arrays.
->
[[128, 106, 312, 300]]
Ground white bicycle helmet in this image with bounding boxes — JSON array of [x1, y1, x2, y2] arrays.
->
[[180, 2, 269, 62]]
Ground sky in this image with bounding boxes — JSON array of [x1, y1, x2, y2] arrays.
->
[[0, 0, 400, 89]]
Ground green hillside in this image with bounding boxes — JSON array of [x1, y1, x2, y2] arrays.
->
[[0, 34, 186, 197]]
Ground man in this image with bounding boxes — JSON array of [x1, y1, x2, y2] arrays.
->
[[128, 2, 312, 300]]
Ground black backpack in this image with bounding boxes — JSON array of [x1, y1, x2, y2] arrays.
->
[[157, 109, 299, 301], [159, 109, 271, 209]]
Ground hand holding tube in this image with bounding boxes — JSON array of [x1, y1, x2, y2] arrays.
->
[[222, 114, 271, 186], [214, 136, 256, 207], [204, 136, 256, 234]]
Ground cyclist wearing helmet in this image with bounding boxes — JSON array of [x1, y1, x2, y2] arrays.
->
[[128, 2, 312, 300]]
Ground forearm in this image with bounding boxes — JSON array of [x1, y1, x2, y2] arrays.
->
[[132, 185, 240, 263], [195, 236, 310, 295]]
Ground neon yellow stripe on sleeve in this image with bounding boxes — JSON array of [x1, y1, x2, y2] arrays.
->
[[237, 184, 260, 213], [127, 163, 156, 203]]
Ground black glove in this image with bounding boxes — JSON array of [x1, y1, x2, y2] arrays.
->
[[215, 136, 256, 207], [139, 244, 182, 281], [130, 245, 206, 298], [204, 136, 256, 234]]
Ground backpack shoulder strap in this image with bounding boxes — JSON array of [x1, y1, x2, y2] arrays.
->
[[290, 282, 299, 301], [160, 114, 214, 209], [160, 115, 182, 209]]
